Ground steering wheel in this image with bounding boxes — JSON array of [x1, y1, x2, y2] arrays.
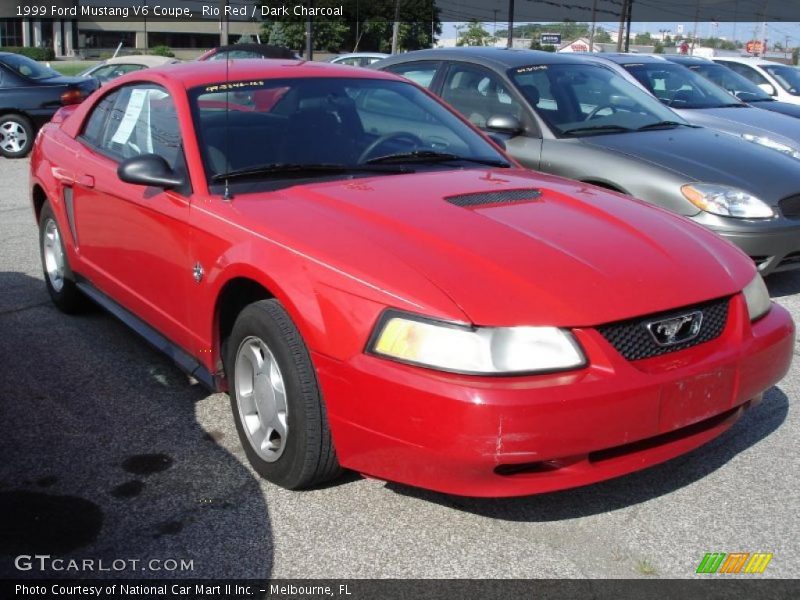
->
[[358, 132, 424, 163], [586, 104, 618, 120]]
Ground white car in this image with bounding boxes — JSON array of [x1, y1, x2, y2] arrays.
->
[[712, 56, 800, 106], [78, 55, 180, 85], [327, 53, 389, 67]]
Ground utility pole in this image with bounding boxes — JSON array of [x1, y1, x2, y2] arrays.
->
[[588, 0, 598, 53], [306, 0, 313, 59], [391, 0, 400, 54], [624, 0, 633, 52], [616, 0, 628, 51], [219, 0, 228, 46], [507, 0, 515, 49]]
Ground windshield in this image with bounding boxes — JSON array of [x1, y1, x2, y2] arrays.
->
[[0, 53, 59, 80], [688, 63, 772, 102], [190, 77, 509, 188], [509, 63, 689, 137], [622, 62, 745, 109], [763, 64, 800, 96]]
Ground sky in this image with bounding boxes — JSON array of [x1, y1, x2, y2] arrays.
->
[[440, 21, 800, 46]]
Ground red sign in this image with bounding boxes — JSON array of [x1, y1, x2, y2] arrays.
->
[[746, 40, 764, 55]]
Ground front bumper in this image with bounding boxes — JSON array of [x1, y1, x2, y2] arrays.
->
[[696, 217, 800, 276], [314, 295, 795, 497]]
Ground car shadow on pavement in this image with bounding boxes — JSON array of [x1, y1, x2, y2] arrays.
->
[[387, 387, 789, 522], [0, 271, 273, 579], [766, 270, 800, 298]]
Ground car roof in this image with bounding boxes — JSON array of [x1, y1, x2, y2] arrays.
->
[[104, 55, 179, 67], [378, 47, 596, 70], [711, 56, 775, 66], [210, 44, 298, 58], [589, 53, 669, 65], [138, 58, 402, 89], [663, 55, 712, 65], [333, 53, 388, 59]]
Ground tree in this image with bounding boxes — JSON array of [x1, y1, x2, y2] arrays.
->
[[263, 21, 348, 53], [633, 32, 652, 45], [260, 0, 441, 54], [793, 47, 799, 66], [653, 41, 664, 54], [593, 28, 612, 43], [456, 20, 490, 47]]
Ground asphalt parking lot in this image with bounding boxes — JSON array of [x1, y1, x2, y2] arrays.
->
[[0, 155, 798, 580]]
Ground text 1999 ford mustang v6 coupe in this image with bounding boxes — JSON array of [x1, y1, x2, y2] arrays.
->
[[30, 60, 794, 497]]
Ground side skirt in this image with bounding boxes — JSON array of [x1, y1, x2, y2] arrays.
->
[[75, 279, 217, 392]]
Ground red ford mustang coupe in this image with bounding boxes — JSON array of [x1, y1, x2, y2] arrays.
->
[[30, 60, 794, 497]]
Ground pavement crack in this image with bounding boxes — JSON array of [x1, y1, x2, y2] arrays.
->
[[0, 301, 50, 317]]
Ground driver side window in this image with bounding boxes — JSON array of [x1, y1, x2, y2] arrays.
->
[[441, 64, 522, 129], [84, 84, 182, 169]]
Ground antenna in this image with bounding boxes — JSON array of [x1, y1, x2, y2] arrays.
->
[[222, 1, 233, 201]]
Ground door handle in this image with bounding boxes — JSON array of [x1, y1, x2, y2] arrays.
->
[[76, 174, 95, 189]]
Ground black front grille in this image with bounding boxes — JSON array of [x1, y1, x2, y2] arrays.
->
[[779, 194, 800, 219], [445, 188, 541, 208], [596, 297, 730, 361]]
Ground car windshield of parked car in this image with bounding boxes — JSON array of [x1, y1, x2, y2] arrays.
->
[[190, 77, 510, 187], [688, 63, 773, 102], [0, 54, 59, 80], [509, 63, 689, 137], [762, 64, 800, 96], [622, 62, 744, 109]]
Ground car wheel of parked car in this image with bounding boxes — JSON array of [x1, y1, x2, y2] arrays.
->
[[0, 114, 34, 158], [226, 299, 341, 489], [39, 202, 86, 313]]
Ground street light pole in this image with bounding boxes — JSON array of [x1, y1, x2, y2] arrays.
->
[[507, 0, 515, 49]]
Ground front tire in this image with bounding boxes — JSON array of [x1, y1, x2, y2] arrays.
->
[[39, 202, 86, 313], [0, 114, 34, 158], [226, 299, 341, 489]]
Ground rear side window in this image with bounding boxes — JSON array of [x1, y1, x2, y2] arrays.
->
[[82, 90, 120, 145], [718, 61, 770, 86], [384, 62, 440, 89]]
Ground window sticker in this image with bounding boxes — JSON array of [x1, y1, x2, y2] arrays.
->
[[110, 89, 147, 145]]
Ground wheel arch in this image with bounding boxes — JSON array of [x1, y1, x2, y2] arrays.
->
[[213, 276, 275, 386], [581, 179, 628, 195], [32, 183, 47, 224]]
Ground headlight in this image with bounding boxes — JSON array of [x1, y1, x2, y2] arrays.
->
[[742, 273, 771, 321], [741, 133, 800, 160], [681, 184, 774, 219], [369, 312, 586, 375]]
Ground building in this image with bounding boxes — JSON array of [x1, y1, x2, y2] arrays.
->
[[0, 1, 264, 59]]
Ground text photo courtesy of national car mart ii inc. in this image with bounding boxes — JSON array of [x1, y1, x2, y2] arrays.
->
[[11, 3, 346, 20]]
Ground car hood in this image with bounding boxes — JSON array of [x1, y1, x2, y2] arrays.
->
[[580, 127, 800, 203], [750, 99, 800, 119], [240, 169, 754, 327], [673, 105, 800, 149]]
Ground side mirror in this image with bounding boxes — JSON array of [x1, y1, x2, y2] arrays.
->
[[118, 154, 183, 189], [485, 114, 523, 136], [758, 82, 777, 96]]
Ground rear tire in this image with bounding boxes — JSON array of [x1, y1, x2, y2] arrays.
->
[[226, 299, 341, 489], [0, 114, 34, 158], [39, 202, 86, 313]]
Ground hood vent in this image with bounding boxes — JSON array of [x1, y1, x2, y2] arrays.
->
[[445, 188, 542, 208]]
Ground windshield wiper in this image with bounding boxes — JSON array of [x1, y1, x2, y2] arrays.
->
[[717, 102, 749, 108], [637, 120, 692, 131], [561, 124, 634, 136], [364, 150, 510, 167], [211, 162, 411, 182]]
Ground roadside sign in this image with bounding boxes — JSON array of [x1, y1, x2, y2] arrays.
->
[[746, 40, 764, 54], [540, 33, 562, 45]]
